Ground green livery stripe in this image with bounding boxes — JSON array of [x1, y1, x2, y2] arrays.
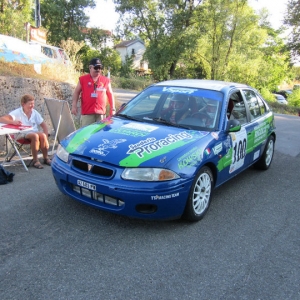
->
[[119, 138, 197, 167], [66, 123, 107, 153]]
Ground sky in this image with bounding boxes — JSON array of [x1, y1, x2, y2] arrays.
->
[[248, 0, 289, 29], [87, 0, 289, 31], [86, 0, 118, 31]]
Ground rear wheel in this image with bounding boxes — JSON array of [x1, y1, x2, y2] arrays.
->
[[182, 166, 214, 222], [254, 135, 275, 170]]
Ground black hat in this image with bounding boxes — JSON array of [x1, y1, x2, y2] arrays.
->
[[89, 58, 102, 67]]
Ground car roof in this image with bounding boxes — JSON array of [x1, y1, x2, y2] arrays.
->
[[273, 93, 285, 98], [155, 79, 250, 92]]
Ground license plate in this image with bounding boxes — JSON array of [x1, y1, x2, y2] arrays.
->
[[77, 180, 96, 191]]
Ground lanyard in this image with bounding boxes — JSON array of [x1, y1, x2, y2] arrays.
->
[[90, 75, 100, 93]]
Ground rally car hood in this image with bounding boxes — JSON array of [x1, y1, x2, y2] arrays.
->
[[61, 117, 211, 167]]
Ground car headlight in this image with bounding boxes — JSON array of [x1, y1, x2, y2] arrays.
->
[[56, 144, 69, 163], [121, 168, 180, 181]]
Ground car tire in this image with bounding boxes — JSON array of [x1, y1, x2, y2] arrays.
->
[[182, 166, 214, 222], [254, 135, 275, 170]]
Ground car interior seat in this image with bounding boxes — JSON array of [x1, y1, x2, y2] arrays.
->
[[227, 98, 235, 119]]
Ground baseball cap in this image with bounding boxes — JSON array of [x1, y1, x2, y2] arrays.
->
[[89, 58, 102, 67]]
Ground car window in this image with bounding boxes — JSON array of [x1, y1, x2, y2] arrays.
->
[[242, 90, 261, 120], [118, 86, 223, 131], [123, 92, 161, 116], [227, 92, 247, 125], [257, 96, 266, 114]]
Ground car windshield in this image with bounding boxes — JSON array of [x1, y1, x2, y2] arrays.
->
[[116, 85, 223, 131]]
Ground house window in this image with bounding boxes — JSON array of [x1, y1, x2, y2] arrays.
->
[[131, 48, 135, 55]]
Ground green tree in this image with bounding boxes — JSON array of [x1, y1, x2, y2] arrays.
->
[[79, 46, 122, 76], [119, 54, 134, 78], [84, 27, 112, 49], [40, 0, 96, 46], [0, 0, 33, 39], [114, 0, 203, 80], [284, 0, 300, 61], [172, 0, 291, 91], [194, 0, 263, 80]]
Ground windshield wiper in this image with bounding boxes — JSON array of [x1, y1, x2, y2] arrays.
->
[[117, 114, 140, 121], [152, 118, 190, 129]]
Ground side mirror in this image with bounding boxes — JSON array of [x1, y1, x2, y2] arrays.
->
[[226, 119, 241, 132]]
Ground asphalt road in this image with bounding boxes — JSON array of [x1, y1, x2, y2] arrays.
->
[[0, 114, 299, 300], [113, 88, 138, 104]]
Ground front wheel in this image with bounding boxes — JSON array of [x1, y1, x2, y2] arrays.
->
[[254, 135, 275, 170], [182, 166, 214, 222]]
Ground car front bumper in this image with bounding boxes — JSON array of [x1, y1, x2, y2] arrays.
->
[[51, 155, 192, 220]]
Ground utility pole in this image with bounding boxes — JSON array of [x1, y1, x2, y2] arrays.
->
[[35, 0, 41, 28]]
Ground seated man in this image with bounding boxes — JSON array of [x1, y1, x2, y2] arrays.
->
[[161, 94, 190, 123], [193, 100, 218, 128], [0, 94, 51, 169]]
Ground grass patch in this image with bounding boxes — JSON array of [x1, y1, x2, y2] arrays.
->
[[0, 60, 80, 85], [267, 101, 300, 116]]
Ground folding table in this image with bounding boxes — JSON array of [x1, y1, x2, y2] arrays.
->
[[0, 123, 33, 171]]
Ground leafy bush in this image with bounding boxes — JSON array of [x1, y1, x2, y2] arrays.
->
[[287, 89, 300, 107], [259, 87, 276, 102], [111, 76, 154, 91]]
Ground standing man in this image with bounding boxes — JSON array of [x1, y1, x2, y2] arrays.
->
[[71, 58, 116, 127]]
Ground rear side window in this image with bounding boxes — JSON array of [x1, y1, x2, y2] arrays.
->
[[257, 96, 266, 114], [42, 46, 57, 59], [242, 90, 261, 120]]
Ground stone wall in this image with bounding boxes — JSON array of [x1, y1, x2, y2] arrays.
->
[[0, 76, 76, 152]]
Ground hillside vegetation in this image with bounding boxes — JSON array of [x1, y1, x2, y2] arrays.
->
[[1, 60, 299, 116]]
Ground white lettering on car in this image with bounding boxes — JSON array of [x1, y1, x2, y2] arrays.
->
[[151, 193, 179, 200], [127, 132, 193, 158], [229, 128, 247, 173]]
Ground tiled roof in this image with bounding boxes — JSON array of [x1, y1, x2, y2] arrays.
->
[[115, 39, 144, 48]]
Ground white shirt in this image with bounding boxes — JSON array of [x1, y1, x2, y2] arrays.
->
[[9, 107, 44, 132]]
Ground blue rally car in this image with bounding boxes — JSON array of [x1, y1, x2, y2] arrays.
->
[[51, 79, 276, 221]]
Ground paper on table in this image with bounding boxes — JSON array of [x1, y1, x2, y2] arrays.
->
[[1, 124, 32, 130]]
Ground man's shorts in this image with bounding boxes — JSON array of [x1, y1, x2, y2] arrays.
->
[[80, 114, 104, 127]]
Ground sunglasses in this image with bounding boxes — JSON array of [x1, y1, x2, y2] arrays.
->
[[93, 66, 102, 70]]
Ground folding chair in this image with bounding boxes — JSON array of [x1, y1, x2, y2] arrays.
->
[[5, 134, 32, 163]]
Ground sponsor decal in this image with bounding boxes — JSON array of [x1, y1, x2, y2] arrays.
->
[[122, 123, 158, 132], [253, 121, 270, 146], [211, 132, 219, 140], [177, 147, 203, 169], [110, 127, 149, 137], [90, 139, 126, 156], [229, 128, 247, 173], [119, 131, 200, 167], [253, 150, 260, 160], [160, 156, 167, 163], [223, 135, 231, 153], [127, 131, 193, 158], [110, 123, 158, 137], [204, 148, 211, 155], [212, 143, 223, 155], [151, 193, 179, 200], [162, 87, 197, 94]]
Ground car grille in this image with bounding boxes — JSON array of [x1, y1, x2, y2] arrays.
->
[[72, 159, 114, 177], [72, 184, 124, 207]]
